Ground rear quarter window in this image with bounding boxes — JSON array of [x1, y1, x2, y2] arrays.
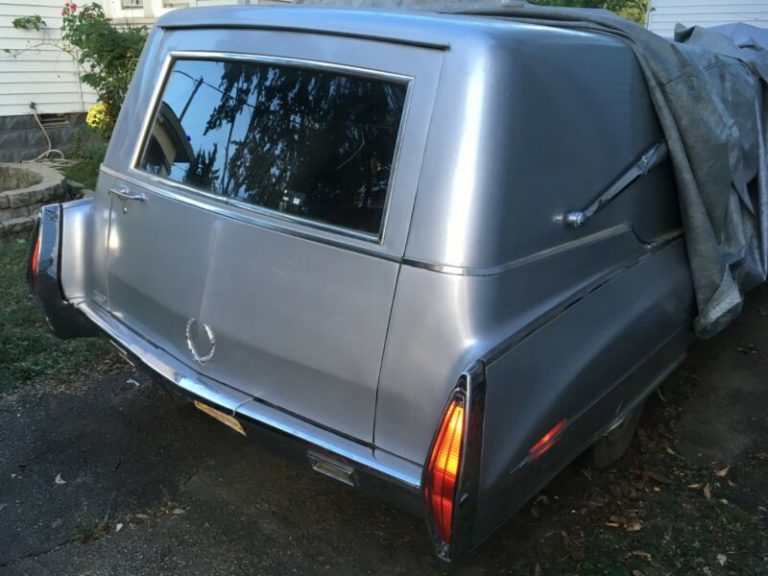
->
[[136, 56, 408, 237]]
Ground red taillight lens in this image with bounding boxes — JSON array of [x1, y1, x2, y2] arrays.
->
[[30, 233, 41, 280], [426, 397, 465, 544]]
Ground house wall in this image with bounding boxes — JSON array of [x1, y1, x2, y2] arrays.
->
[[0, 0, 97, 117], [647, 0, 768, 38], [105, 0, 294, 25]]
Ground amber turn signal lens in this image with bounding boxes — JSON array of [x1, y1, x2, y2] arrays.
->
[[426, 397, 465, 544], [30, 233, 41, 280], [529, 419, 567, 461]]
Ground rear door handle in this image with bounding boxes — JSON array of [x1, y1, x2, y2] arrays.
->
[[109, 187, 145, 202]]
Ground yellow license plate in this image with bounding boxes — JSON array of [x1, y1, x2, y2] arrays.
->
[[194, 401, 247, 436]]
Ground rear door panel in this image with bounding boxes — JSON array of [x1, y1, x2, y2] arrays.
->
[[106, 179, 216, 359], [199, 221, 399, 440], [101, 28, 443, 442]]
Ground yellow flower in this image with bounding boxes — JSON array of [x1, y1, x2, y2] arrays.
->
[[86, 102, 111, 137]]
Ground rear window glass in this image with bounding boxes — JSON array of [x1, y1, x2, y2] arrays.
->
[[137, 58, 407, 237]]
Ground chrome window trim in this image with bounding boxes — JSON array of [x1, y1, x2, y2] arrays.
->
[[101, 165, 403, 261], [129, 50, 414, 245]]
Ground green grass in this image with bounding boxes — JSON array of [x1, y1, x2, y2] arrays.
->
[[0, 238, 113, 395], [62, 157, 102, 190]]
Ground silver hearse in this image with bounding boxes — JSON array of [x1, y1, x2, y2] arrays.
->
[[29, 3, 698, 560]]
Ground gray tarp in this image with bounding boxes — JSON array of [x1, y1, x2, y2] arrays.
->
[[490, 7, 768, 339], [302, 0, 768, 338]]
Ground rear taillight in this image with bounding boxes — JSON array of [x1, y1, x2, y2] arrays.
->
[[30, 232, 41, 281], [425, 394, 465, 545]]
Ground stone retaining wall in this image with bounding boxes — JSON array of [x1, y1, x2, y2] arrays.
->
[[0, 162, 78, 237]]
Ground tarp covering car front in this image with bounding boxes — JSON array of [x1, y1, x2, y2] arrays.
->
[[303, 0, 768, 338]]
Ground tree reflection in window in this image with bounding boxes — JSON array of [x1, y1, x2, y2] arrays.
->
[[138, 58, 407, 236]]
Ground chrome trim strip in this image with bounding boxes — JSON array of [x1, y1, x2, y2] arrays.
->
[[482, 234, 685, 365], [74, 299, 421, 489], [404, 224, 640, 277], [128, 50, 414, 245], [130, 51, 174, 171], [101, 165, 403, 263]]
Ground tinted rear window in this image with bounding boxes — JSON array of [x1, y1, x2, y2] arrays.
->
[[137, 58, 408, 236]]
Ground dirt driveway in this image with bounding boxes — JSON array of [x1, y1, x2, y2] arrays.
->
[[2, 287, 768, 575]]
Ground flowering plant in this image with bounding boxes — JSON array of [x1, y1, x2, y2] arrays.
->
[[86, 102, 111, 138], [59, 3, 146, 134]]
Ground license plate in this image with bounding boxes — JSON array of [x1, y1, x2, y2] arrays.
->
[[194, 401, 247, 436]]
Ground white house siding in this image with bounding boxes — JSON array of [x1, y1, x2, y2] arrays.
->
[[104, 0, 295, 26], [0, 0, 98, 117], [647, 0, 768, 38], [0, 0, 294, 119]]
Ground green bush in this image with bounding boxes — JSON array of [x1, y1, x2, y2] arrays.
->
[[529, 0, 648, 24]]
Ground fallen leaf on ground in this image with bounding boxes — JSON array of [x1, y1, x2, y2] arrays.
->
[[54, 473, 66, 485], [714, 465, 730, 478], [559, 530, 584, 560], [170, 507, 185, 515], [115, 523, 123, 533], [134, 513, 150, 520], [609, 515, 627, 525], [625, 521, 643, 532], [628, 550, 652, 561], [606, 522, 621, 528], [716, 553, 727, 566], [533, 563, 543, 576], [703, 484, 712, 499], [688, 483, 703, 489], [647, 470, 672, 484]]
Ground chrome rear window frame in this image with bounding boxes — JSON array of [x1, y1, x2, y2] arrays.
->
[[129, 50, 414, 244]]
